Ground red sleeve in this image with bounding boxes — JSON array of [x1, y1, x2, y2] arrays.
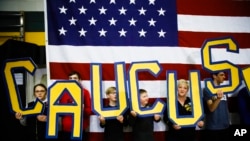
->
[[83, 88, 92, 117]]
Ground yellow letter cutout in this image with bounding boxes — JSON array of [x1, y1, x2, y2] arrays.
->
[[201, 37, 241, 94], [91, 62, 128, 118], [167, 71, 203, 126], [242, 67, 250, 92], [47, 81, 82, 139], [3, 58, 43, 115], [128, 61, 165, 116]]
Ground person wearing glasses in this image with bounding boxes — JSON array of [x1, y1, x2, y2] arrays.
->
[[15, 83, 54, 141]]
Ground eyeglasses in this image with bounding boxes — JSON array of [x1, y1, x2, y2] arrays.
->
[[35, 90, 46, 93]]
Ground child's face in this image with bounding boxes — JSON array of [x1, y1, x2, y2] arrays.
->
[[140, 92, 149, 106], [34, 86, 47, 101], [107, 91, 117, 102]]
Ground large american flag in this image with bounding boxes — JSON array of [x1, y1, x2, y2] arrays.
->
[[44, 0, 250, 140]]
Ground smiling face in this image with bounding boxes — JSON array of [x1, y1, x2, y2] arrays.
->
[[177, 79, 189, 98]]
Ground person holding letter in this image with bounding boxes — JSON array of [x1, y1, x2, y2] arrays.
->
[[128, 89, 161, 141], [202, 72, 230, 141], [59, 71, 92, 141], [163, 79, 204, 141], [98, 86, 129, 141], [15, 83, 55, 141]]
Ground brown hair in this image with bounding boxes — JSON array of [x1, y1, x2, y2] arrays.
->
[[68, 70, 81, 79], [139, 89, 147, 94], [33, 83, 47, 92]]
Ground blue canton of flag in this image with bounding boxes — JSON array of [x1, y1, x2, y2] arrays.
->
[[46, 0, 178, 46]]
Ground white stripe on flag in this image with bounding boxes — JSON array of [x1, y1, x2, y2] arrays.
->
[[47, 45, 250, 65], [178, 15, 250, 33]]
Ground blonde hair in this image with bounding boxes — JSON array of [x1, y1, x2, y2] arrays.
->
[[105, 86, 116, 95], [177, 79, 189, 90]]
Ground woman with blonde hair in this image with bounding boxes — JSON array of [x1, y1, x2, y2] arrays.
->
[[163, 79, 204, 141]]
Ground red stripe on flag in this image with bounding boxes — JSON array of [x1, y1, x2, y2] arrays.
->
[[49, 62, 248, 81], [179, 32, 250, 48], [177, 0, 250, 16], [50, 63, 206, 80]]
